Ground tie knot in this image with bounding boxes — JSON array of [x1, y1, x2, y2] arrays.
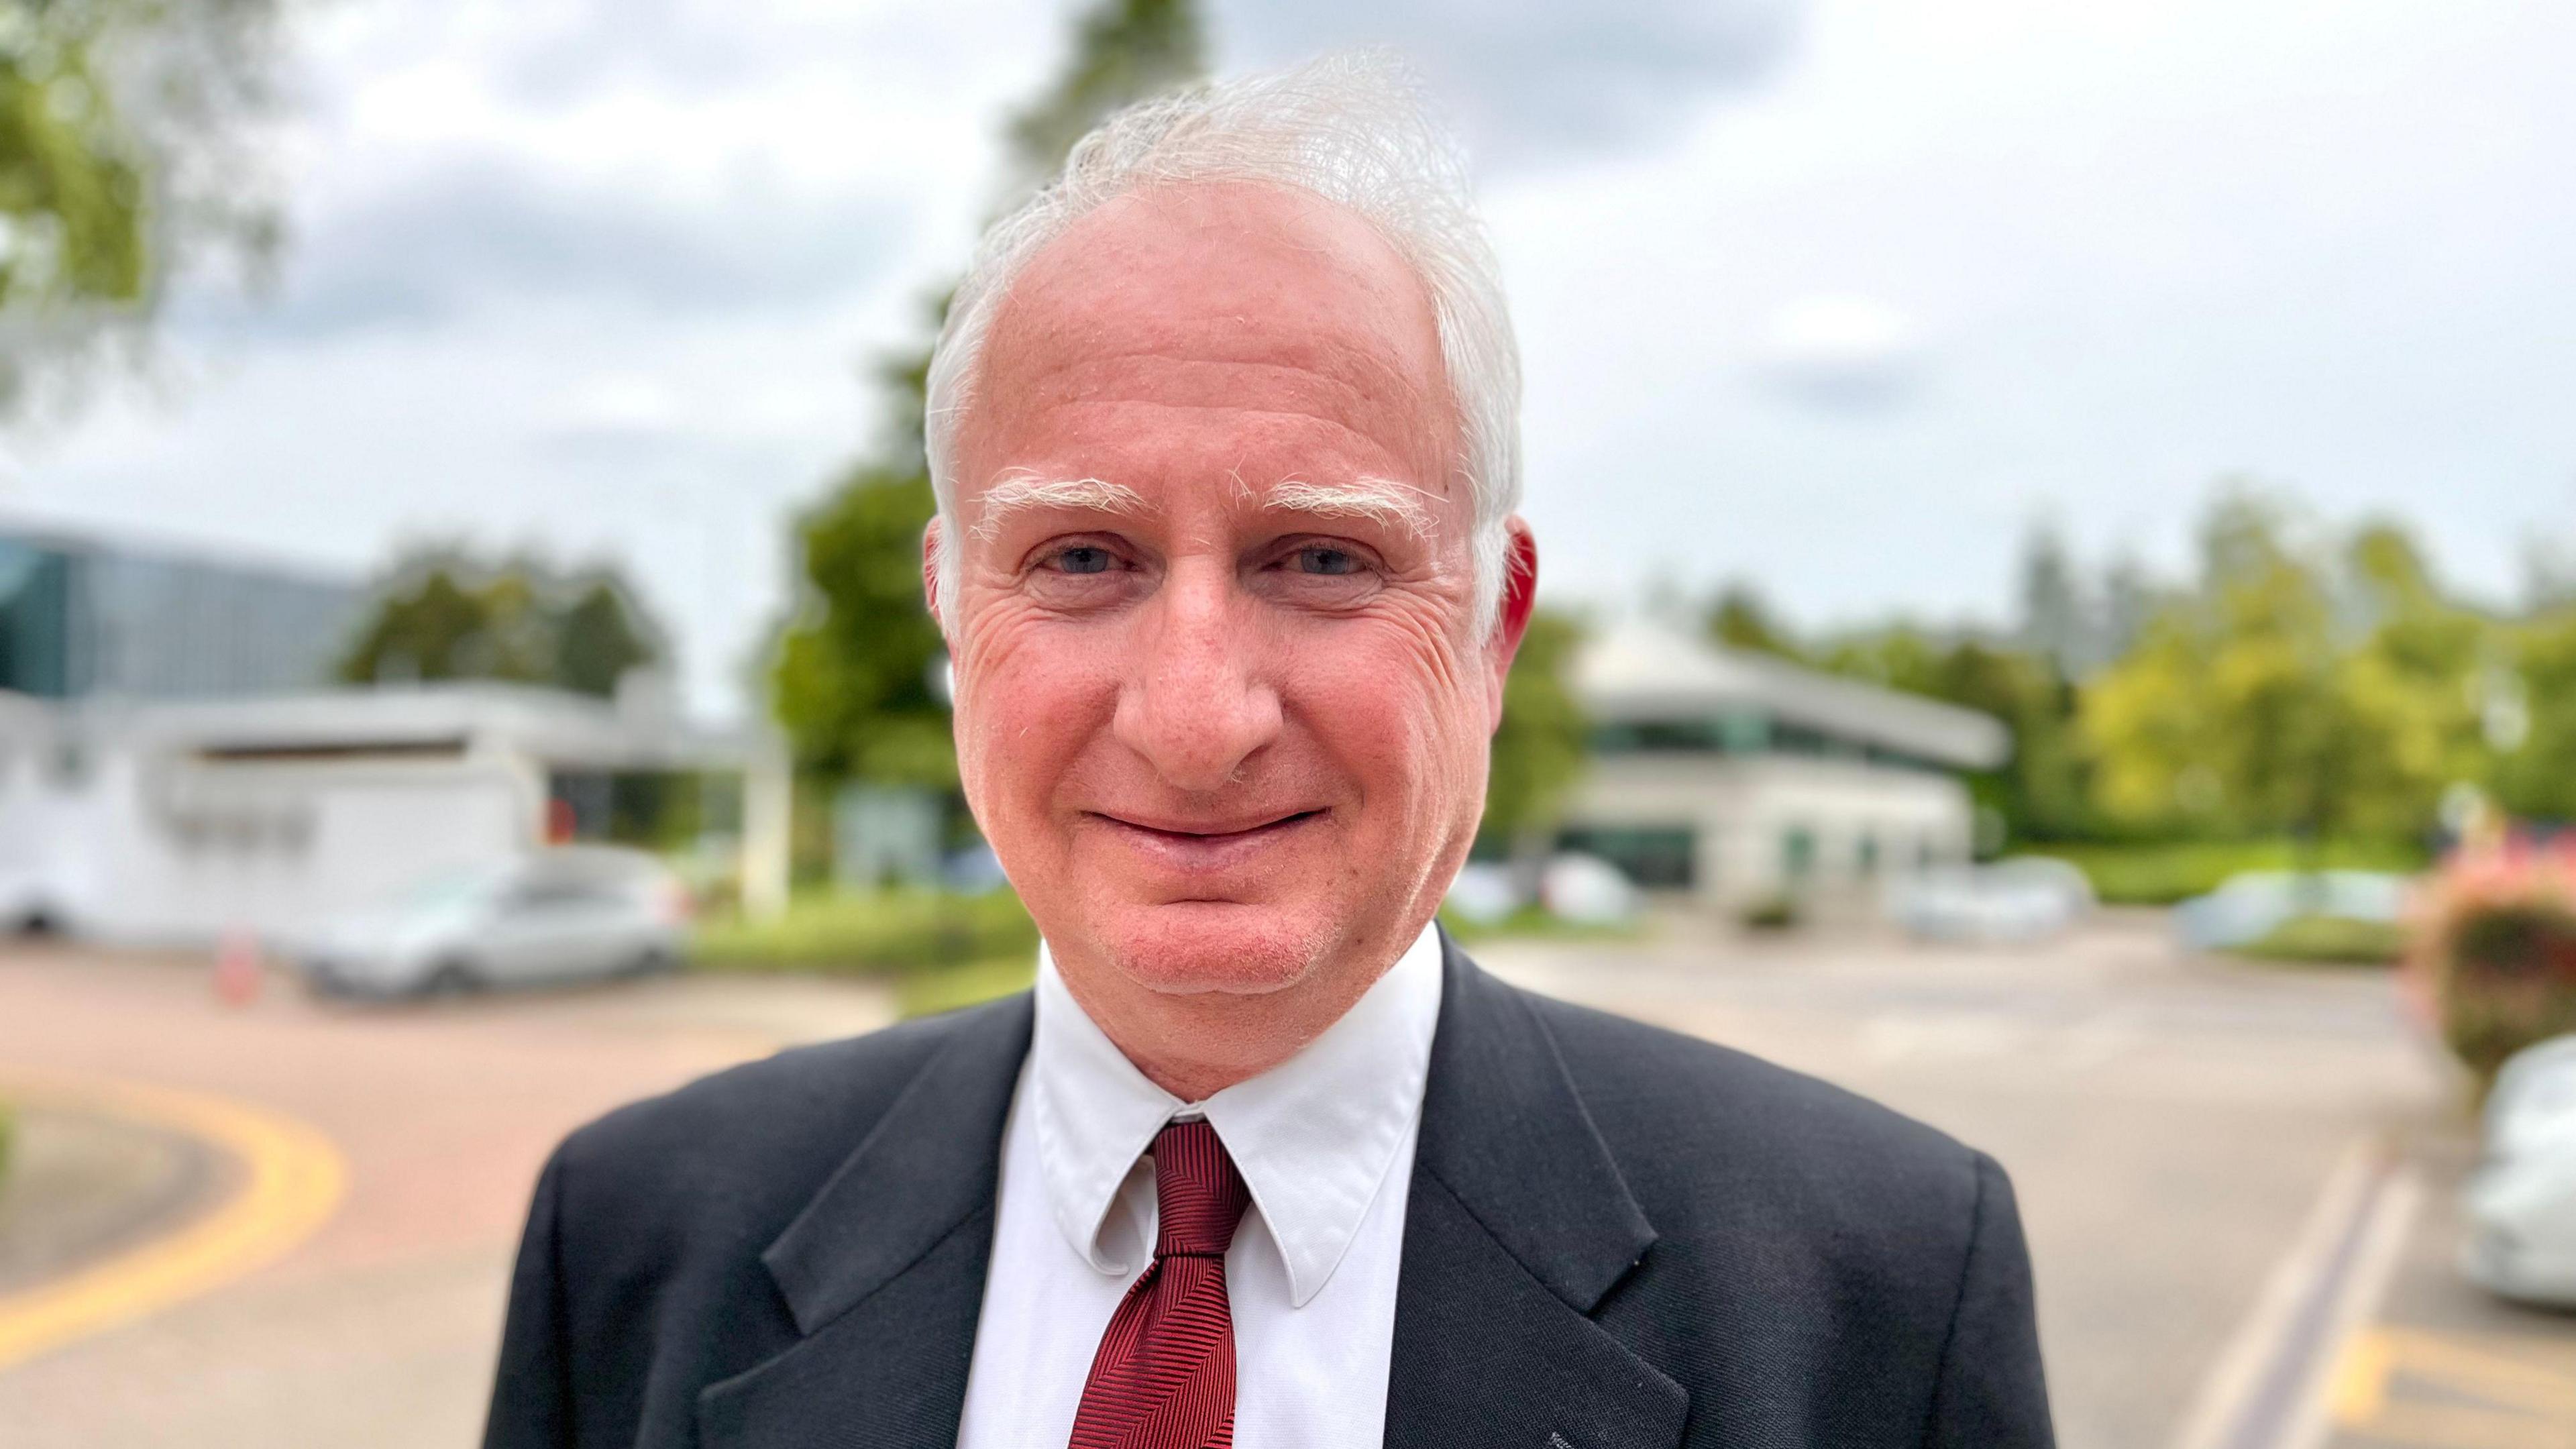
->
[[1150, 1119, 1250, 1259]]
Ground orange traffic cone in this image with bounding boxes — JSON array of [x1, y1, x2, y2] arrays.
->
[[215, 928, 264, 1007]]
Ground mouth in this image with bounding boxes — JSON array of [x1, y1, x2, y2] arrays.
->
[[1084, 808, 1328, 875]]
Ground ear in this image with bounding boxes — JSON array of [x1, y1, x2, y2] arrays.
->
[[1485, 518, 1539, 731], [921, 517, 945, 629]]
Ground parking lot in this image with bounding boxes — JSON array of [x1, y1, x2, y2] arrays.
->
[[2, 916, 2570, 1448]]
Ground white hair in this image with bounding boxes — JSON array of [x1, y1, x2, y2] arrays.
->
[[923, 50, 1523, 635]]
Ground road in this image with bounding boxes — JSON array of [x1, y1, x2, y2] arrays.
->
[[2, 917, 2570, 1448]]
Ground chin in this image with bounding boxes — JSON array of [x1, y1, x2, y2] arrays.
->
[[1094, 900, 1340, 998]]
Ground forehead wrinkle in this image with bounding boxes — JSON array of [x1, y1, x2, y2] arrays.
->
[[1002, 342, 1442, 463], [1032, 398, 1453, 499]]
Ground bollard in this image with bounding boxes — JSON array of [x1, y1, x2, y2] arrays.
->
[[214, 928, 264, 1008]]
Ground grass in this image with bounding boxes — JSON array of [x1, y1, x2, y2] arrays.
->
[[2012, 838, 2429, 906], [1436, 905, 1648, 943], [2233, 914, 2409, 965], [689, 888, 1040, 1018], [691, 888, 1038, 974]]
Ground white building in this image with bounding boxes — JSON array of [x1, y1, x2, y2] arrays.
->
[[0, 685, 788, 946], [1558, 620, 2009, 910]]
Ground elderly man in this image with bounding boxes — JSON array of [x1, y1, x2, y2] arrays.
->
[[484, 54, 2052, 1449]]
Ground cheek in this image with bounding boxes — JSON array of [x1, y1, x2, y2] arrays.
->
[[955, 612, 1122, 817], [1278, 612, 1488, 812]]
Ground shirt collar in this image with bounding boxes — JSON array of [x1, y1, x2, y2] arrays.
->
[[1028, 920, 1444, 1307]]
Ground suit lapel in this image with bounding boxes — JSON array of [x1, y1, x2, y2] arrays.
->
[[696, 992, 1034, 1449], [1383, 937, 1688, 1449]]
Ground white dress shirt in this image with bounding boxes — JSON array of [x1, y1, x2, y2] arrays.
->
[[955, 922, 1445, 1449]]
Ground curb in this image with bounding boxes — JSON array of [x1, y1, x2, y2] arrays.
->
[[2167, 1136, 2423, 1449], [0, 1073, 348, 1370]]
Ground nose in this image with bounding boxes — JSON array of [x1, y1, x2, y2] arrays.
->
[[1111, 560, 1283, 794]]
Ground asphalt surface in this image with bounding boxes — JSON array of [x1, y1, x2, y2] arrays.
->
[[1, 918, 2568, 1449]]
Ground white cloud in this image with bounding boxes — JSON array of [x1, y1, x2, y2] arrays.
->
[[1758, 294, 1924, 413]]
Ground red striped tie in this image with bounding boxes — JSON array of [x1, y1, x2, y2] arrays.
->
[[1068, 1119, 1252, 1449]]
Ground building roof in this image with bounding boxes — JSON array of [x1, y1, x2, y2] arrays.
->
[[49, 683, 767, 771], [1570, 618, 2010, 771]]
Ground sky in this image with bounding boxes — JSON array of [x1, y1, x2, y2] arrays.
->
[[2, 0, 2571, 720]]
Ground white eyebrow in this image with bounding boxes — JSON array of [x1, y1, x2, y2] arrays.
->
[[967, 472, 1153, 541], [1262, 476, 1436, 539]]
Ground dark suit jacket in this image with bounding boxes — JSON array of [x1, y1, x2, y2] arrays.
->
[[484, 934, 2053, 1448]]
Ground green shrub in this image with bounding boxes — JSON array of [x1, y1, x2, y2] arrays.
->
[[1739, 894, 1801, 931], [2235, 914, 2407, 965], [897, 956, 1039, 1018], [1436, 906, 1645, 943], [2015, 838, 2428, 906], [690, 888, 1038, 975], [692, 889, 1045, 1020]]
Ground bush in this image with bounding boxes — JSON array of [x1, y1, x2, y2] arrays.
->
[[2236, 914, 2407, 965], [2017, 838, 2428, 906], [1739, 894, 1801, 931], [2411, 841, 2576, 1091], [690, 888, 1038, 975]]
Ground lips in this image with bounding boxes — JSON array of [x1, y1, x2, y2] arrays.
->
[[1084, 808, 1326, 876]]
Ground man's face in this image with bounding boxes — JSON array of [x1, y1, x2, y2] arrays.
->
[[938, 182, 1527, 1016]]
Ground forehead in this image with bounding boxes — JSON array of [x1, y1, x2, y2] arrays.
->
[[961, 181, 1454, 494]]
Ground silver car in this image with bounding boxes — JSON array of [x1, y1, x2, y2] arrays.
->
[[2461, 1034, 2576, 1306], [297, 847, 690, 998]]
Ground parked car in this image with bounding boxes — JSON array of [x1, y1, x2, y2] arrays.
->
[[1884, 858, 2096, 943], [294, 847, 690, 998], [2460, 1033, 2576, 1306]]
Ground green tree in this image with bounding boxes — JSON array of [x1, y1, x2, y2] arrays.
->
[[339, 551, 661, 700], [1002, 0, 1205, 205], [1706, 582, 1801, 660], [1820, 626, 2089, 846], [1481, 608, 1587, 879], [555, 580, 658, 699], [2492, 606, 2576, 821], [1, 0, 288, 413], [769, 0, 1206, 787], [2080, 494, 2443, 841]]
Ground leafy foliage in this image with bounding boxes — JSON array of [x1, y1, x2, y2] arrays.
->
[[0, 0, 286, 413], [771, 466, 956, 786], [2016, 837, 2428, 906], [339, 549, 661, 700], [1002, 0, 1205, 205], [1481, 607, 1587, 850], [1820, 628, 2089, 845], [2079, 496, 2478, 841], [1706, 582, 1800, 660], [769, 0, 1205, 787], [2491, 608, 2576, 820]]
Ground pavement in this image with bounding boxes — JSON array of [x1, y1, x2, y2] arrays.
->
[[0, 946, 898, 1449], [0, 917, 2568, 1448]]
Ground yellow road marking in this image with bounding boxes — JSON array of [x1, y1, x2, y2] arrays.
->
[[2328, 1326, 2394, 1425], [2343, 1400, 2572, 1449], [2331, 1322, 2576, 1446], [0, 1073, 347, 1369], [2370, 1326, 2576, 1418]]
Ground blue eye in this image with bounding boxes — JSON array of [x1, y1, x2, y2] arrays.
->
[[1056, 547, 1115, 575], [1297, 547, 1361, 576]]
